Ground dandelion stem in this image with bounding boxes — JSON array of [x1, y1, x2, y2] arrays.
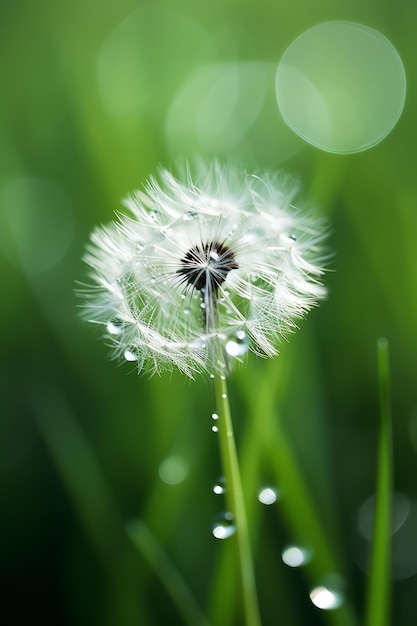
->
[[213, 372, 262, 626]]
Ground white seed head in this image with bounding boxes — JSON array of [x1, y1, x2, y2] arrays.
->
[[80, 163, 328, 376]]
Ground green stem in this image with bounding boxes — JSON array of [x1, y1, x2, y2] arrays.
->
[[212, 372, 262, 626], [364, 338, 393, 626]]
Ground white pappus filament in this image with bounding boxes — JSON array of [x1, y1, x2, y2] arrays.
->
[[80, 162, 328, 377]]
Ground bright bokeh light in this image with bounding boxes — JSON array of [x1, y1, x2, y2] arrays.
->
[[309, 586, 344, 610], [276, 21, 406, 153], [282, 546, 311, 567]]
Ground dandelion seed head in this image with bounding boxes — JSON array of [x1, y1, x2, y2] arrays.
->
[[80, 162, 328, 376]]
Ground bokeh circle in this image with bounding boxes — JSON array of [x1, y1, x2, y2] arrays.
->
[[276, 21, 406, 153]]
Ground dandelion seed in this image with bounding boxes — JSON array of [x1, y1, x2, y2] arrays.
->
[[80, 162, 327, 376]]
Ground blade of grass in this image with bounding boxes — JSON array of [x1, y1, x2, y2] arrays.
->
[[34, 385, 209, 626], [126, 520, 211, 626], [237, 358, 359, 626], [364, 338, 393, 626], [32, 386, 149, 626], [32, 386, 123, 569]]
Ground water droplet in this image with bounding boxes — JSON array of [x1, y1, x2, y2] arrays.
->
[[211, 413, 219, 420], [225, 330, 249, 357], [150, 208, 159, 221], [221, 393, 227, 399], [107, 321, 122, 335], [282, 545, 311, 567], [209, 374, 215, 379], [289, 234, 297, 241], [189, 337, 206, 349], [212, 512, 236, 539], [124, 349, 138, 362], [184, 308, 190, 316], [240, 227, 264, 245], [212, 425, 219, 433], [213, 477, 226, 495], [183, 210, 198, 221], [309, 585, 344, 610], [258, 487, 278, 505]]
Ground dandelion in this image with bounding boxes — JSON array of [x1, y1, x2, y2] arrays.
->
[[80, 162, 329, 626], [81, 162, 327, 377]]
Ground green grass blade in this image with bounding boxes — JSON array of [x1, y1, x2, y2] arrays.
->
[[126, 519, 211, 626], [364, 338, 393, 626], [32, 387, 123, 568], [236, 357, 359, 626], [32, 387, 148, 626]]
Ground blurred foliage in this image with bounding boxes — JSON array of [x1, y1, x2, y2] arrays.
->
[[1, 0, 416, 625]]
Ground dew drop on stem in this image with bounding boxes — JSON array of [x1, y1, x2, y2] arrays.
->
[[213, 477, 226, 495], [212, 512, 236, 539], [258, 487, 278, 505]]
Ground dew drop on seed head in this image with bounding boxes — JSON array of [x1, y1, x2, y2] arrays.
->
[[282, 545, 311, 567], [212, 425, 219, 433], [189, 337, 206, 349], [107, 321, 122, 335], [183, 210, 198, 221], [258, 487, 278, 505], [124, 349, 138, 362], [212, 512, 236, 539], [225, 330, 249, 357], [211, 413, 219, 420], [213, 477, 226, 495]]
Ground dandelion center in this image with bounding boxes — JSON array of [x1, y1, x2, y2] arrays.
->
[[177, 241, 239, 292]]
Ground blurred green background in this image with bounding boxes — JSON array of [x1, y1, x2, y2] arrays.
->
[[1, 0, 416, 625]]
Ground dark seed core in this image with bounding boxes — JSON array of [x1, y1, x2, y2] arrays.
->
[[177, 241, 239, 292]]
